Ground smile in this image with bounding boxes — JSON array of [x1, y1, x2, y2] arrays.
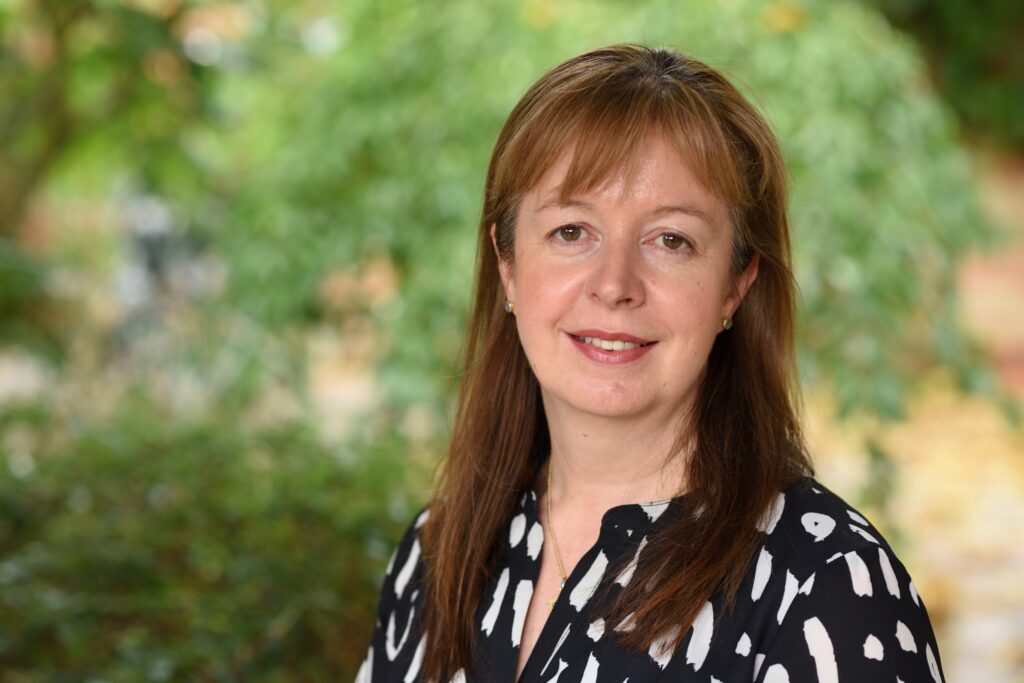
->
[[573, 336, 652, 351], [566, 330, 657, 365]]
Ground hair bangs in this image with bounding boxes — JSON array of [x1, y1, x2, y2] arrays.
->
[[657, 96, 749, 211], [553, 86, 661, 202], [500, 75, 751, 230]]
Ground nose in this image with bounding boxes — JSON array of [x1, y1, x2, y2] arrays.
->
[[588, 236, 645, 308]]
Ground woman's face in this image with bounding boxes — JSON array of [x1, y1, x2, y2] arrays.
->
[[495, 130, 758, 425]]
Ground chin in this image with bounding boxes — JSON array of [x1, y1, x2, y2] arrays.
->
[[560, 389, 653, 420], [581, 404, 649, 419]]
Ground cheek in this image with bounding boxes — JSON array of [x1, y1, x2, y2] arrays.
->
[[656, 276, 719, 321], [513, 258, 585, 313]]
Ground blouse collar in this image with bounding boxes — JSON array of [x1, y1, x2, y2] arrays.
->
[[518, 486, 689, 533]]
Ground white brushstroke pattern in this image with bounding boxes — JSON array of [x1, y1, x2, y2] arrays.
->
[[480, 568, 509, 636], [570, 551, 608, 611], [527, 521, 544, 560], [736, 632, 751, 656], [509, 513, 526, 548], [847, 509, 869, 525], [403, 635, 426, 683], [685, 601, 714, 670], [511, 580, 534, 647], [758, 493, 786, 534], [863, 634, 884, 661], [777, 570, 800, 624], [927, 643, 942, 682], [546, 659, 568, 682], [843, 551, 873, 596], [752, 547, 772, 601], [615, 536, 647, 587], [803, 617, 839, 683], [541, 624, 571, 678], [581, 652, 600, 683], [849, 524, 880, 544], [895, 620, 917, 652], [801, 512, 836, 542], [355, 647, 372, 683], [394, 539, 420, 598], [878, 548, 901, 597], [386, 607, 414, 661], [648, 625, 681, 670], [753, 654, 766, 679], [615, 612, 637, 633]]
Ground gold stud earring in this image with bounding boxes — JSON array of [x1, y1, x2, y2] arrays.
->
[[503, 300, 515, 314], [722, 317, 733, 330]]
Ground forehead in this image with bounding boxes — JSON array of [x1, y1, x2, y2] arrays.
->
[[527, 130, 727, 221]]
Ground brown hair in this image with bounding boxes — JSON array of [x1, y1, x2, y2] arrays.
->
[[421, 43, 812, 680]]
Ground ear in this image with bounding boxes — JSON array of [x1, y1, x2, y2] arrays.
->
[[722, 253, 759, 319], [491, 223, 516, 304]]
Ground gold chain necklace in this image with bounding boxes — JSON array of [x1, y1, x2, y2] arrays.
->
[[544, 463, 568, 611]]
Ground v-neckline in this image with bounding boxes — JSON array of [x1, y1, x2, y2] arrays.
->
[[508, 488, 686, 682]]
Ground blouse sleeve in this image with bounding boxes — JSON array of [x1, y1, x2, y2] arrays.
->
[[754, 545, 945, 683], [355, 508, 429, 683]]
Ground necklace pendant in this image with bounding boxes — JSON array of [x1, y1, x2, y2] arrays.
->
[[548, 579, 566, 611]]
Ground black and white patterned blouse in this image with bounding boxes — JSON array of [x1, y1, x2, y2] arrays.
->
[[357, 476, 945, 682]]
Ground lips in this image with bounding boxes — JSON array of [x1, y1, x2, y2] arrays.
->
[[567, 329, 654, 345], [566, 329, 658, 364]]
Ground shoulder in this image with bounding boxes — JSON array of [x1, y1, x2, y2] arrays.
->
[[382, 506, 430, 599], [747, 476, 922, 619], [741, 477, 945, 682], [371, 506, 430, 630], [753, 475, 928, 624], [357, 507, 431, 683], [758, 476, 904, 578]]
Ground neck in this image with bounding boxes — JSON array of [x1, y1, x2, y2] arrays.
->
[[541, 396, 691, 512]]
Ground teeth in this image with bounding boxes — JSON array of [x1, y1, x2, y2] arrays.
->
[[581, 336, 645, 351]]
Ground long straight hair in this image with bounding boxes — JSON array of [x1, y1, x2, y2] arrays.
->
[[420, 44, 812, 681]]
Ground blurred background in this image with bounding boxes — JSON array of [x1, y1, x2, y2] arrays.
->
[[0, 0, 1021, 680]]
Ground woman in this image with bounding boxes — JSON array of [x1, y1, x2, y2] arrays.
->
[[358, 44, 945, 683]]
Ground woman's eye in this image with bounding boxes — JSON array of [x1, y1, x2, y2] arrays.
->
[[659, 233, 690, 250], [554, 224, 584, 242]]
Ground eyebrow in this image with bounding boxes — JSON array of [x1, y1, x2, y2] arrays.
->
[[535, 197, 716, 224], [535, 198, 594, 213]]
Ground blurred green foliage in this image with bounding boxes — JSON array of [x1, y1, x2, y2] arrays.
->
[[0, 0, 217, 234], [0, 0, 1002, 679], [0, 238, 54, 353], [0, 397, 416, 680], [869, 0, 1024, 148]]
